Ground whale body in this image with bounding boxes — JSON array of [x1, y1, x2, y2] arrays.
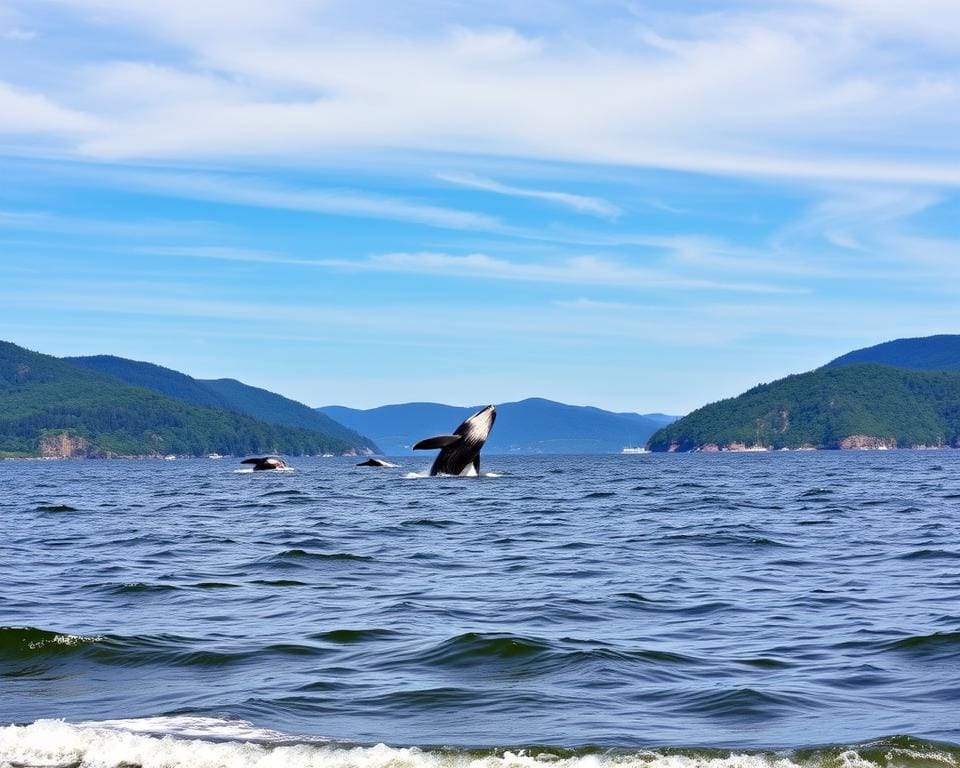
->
[[241, 456, 287, 471], [413, 405, 496, 476], [357, 458, 395, 467]]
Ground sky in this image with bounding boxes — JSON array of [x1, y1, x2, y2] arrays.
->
[[1, 0, 959, 414]]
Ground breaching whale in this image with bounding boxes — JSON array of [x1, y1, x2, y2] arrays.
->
[[413, 404, 496, 476], [241, 456, 287, 471]]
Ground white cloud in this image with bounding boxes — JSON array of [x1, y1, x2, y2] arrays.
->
[[0, 1, 953, 184], [0, 81, 98, 134], [437, 172, 621, 217]]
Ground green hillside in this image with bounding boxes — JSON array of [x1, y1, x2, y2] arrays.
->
[[824, 334, 960, 372], [0, 341, 355, 458], [202, 378, 377, 451], [66, 354, 377, 452], [648, 364, 960, 451], [65, 355, 232, 410]]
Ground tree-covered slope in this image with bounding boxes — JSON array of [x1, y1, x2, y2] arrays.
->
[[320, 398, 664, 454], [65, 354, 377, 452], [0, 341, 355, 458], [647, 364, 960, 451], [825, 335, 960, 372], [201, 378, 377, 451], [65, 355, 232, 410]]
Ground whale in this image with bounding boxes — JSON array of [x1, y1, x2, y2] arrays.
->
[[241, 456, 287, 471], [413, 404, 496, 476], [357, 458, 396, 467]]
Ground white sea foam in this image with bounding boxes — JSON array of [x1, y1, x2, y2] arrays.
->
[[27, 631, 103, 650], [0, 719, 924, 768], [402, 470, 500, 479]]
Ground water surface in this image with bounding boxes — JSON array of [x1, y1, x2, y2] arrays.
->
[[2, 453, 959, 765]]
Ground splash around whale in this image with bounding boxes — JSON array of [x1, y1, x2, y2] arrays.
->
[[412, 404, 496, 477]]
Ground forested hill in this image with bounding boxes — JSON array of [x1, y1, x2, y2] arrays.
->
[[201, 378, 375, 450], [647, 363, 960, 452], [65, 355, 231, 410], [66, 355, 376, 452], [824, 335, 960, 372], [1, 341, 358, 458]]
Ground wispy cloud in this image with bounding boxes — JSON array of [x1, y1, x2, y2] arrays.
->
[[321, 251, 805, 294], [138, 245, 804, 293], [436, 172, 621, 218], [115, 171, 508, 232], [0, 81, 99, 134], [1, 27, 35, 40]]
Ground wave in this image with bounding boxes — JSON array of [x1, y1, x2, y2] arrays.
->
[[885, 631, 960, 659], [267, 549, 374, 563], [2, 720, 960, 768], [0, 626, 102, 659], [0, 627, 326, 667]]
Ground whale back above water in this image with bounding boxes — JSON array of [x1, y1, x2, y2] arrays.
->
[[241, 456, 286, 471], [357, 458, 393, 467], [413, 405, 496, 476]]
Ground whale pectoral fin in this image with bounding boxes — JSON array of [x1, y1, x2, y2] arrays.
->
[[413, 435, 462, 450], [241, 457, 264, 465], [472, 455, 480, 476]]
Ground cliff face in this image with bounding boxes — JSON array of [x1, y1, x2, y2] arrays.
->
[[837, 435, 896, 450], [39, 433, 91, 458]]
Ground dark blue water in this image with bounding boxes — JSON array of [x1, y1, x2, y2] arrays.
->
[[3, 453, 960, 767]]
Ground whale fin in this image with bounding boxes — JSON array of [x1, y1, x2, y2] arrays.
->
[[413, 435, 462, 450]]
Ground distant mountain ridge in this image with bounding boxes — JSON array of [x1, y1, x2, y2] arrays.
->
[[320, 398, 677, 455], [0, 341, 360, 458], [649, 334, 960, 451], [824, 335, 960, 372], [65, 355, 377, 453]]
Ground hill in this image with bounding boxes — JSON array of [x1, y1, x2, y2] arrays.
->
[[824, 334, 960, 372], [66, 355, 376, 452], [64, 355, 232, 410], [1, 341, 357, 458], [647, 363, 960, 452], [201, 378, 376, 451], [319, 398, 671, 455]]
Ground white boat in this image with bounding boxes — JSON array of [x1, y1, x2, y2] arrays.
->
[[621, 446, 650, 454], [207, 453, 223, 459], [163, 454, 177, 461]]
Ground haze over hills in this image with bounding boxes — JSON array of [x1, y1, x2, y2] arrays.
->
[[1, 341, 360, 458], [649, 334, 960, 451], [65, 355, 377, 453], [320, 399, 677, 455]]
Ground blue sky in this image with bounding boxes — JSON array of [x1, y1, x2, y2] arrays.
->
[[1, 0, 959, 413]]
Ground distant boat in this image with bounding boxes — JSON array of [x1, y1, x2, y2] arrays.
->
[[621, 446, 649, 454], [321, 453, 334, 458], [163, 454, 177, 460], [207, 453, 223, 459]]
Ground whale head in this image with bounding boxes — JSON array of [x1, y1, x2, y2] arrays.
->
[[460, 404, 496, 442]]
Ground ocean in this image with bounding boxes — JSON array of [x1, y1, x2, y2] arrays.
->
[[2, 452, 960, 767]]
